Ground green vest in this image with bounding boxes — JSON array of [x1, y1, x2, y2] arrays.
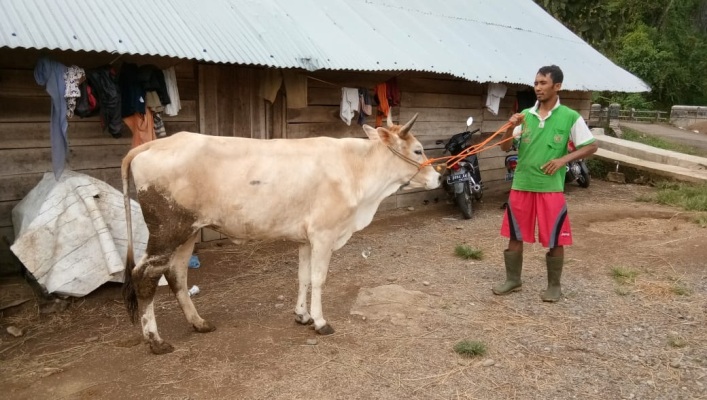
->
[[511, 105, 579, 192]]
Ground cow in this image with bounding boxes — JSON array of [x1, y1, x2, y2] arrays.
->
[[121, 114, 440, 354]]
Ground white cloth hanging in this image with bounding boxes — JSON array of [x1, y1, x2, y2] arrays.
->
[[163, 66, 182, 116], [340, 87, 359, 125], [485, 83, 507, 116]]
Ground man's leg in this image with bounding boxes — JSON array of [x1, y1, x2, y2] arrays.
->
[[492, 239, 524, 295], [495, 189, 534, 296], [542, 246, 564, 302], [538, 193, 571, 302]]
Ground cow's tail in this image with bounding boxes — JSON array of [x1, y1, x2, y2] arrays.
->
[[121, 144, 152, 324]]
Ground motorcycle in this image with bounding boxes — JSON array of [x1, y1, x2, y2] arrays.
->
[[564, 141, 591, 188], [435, 117, 483, 219], [504, 141, 591, 188]]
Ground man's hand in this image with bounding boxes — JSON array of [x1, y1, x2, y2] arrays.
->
[[541, 159, 565, 175], [509, 113, 525, 127]]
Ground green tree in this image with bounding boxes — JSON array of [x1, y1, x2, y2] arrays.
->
[[534, 0, 707, 108]]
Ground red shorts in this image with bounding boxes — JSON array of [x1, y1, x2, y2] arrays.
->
[[501, 190, 572, 248]]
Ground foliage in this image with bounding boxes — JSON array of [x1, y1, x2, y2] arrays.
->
[[652, 182, 707, 212], [453, 340, 487, 357], [585, 158, 609, 179], [610, 266, 638, 284], [454, 245, 483, 260], [534, 0, 707, 108]]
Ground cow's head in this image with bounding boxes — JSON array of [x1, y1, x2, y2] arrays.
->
[[362, 114, 442, 190]]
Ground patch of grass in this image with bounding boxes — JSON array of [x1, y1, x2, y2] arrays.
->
[[454, 245, 483, 260], [652, 182, 707, 212], [621, 127, 701, 156], [695, 214, 707, 228], [671, 284, 691, 296], [611, 266, 638, 284], [453, 340, 487, 357], [615, 286, 632, 296]]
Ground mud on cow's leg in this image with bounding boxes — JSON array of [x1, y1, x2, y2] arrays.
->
[[133, 256, 174, 354], [164, 234, 216, 334], [295, 244, 313, 325]]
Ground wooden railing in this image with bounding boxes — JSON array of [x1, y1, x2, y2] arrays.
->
[[588, 108, 670, 125]]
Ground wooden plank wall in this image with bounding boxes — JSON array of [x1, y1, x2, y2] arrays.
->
[[0, 48, 198, 273], [291, 70, 592, 211]]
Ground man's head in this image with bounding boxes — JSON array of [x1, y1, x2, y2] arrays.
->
[[534, 65, 563, 104]]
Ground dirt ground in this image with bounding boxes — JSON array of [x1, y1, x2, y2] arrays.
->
[[687, 121, 707, 135], [1, 180, 706, 400]]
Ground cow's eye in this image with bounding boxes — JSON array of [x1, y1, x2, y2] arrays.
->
[[414, 150, 422, 155]]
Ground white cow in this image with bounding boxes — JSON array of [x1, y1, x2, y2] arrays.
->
[[121, 114, 440, 354]]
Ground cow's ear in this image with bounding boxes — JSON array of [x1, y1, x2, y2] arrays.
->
[[363, 125, 392, 143]]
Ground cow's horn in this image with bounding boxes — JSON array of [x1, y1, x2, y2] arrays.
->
[[400, 113, 419, 135]]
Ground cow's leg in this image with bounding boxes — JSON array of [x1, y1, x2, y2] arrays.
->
[[294, 243, 313, 325], [133, 253, 174, 354], [163, 233, 216, 333], [309, 240, 335, 335], [135, 185, 199, 354]]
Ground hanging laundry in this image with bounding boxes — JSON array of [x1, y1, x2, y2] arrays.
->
[[74, 80, 99, 118], [374, 82, 390, 127], [123, 108, 156, 148], [87, 66, 122, 137], [163, 66, 182, 116], [386, 76, 400, 107], [34, 57, 69, 180], [282, 70, 308, 109], [64, 65, 85, 118], [485, 83, 508, 116], [144, 91, 166, 137], [138, 65, 171, 106], [145, 91, 164, 112], [357, 87, 372, 125], [340, 87, 359, 126], [119, 62, 145, 118], [153, 112, 167, 138]]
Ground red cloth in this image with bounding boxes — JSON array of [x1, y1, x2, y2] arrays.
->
[[374, 83, 389, 127], [386, 76, 400, 106], [124, 108, 156, 149]]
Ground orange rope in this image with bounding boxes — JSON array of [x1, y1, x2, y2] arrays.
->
[[421, 121, 517, 169]]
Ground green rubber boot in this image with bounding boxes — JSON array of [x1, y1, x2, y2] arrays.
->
[[492, 250, 522, 295], [540, 253, 563, 302]]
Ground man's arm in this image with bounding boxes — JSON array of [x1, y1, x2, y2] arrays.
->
[[540, 116, 598, 175], [500, 113, 524, 152]]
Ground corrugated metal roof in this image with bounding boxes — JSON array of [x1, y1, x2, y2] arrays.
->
[[0, 0, 650, 92]]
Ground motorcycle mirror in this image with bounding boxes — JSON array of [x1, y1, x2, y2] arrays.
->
[[466, 116, 474, 127]]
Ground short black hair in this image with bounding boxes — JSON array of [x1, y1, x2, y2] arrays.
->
[[537, 65, 564, 84]]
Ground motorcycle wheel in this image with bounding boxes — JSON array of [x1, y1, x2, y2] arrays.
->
[[577, 170, 591, 188], [455, 184, 473, 219]]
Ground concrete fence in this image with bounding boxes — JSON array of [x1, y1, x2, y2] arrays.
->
[[670, 105, 707, 129], [588, 104, 707, 128]]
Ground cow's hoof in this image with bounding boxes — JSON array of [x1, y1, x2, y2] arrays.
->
[[193, 320, 217, 333], [149, 340, 175, 355], [295, 314, 314, 325], [315, 324, 335, 335]]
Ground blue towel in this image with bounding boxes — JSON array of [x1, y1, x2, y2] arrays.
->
[[188, 254, 201, 269]]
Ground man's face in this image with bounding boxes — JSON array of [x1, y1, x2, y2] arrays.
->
[[534, 73, 562, 102]]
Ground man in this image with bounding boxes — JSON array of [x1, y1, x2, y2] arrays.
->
[[493, 65, 598, 302]]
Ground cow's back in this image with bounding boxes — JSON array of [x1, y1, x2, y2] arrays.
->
[[130, 132, 376, 242]]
